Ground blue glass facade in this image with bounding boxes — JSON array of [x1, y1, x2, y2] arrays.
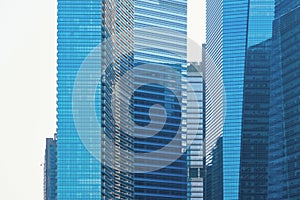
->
[[206, 0, 274, 199], [57, 0, 134, 199], [44, 135, 57, 200], [133, 0, 188, 199], [57, 1, 102, 199], [268, 1, 300, 199]]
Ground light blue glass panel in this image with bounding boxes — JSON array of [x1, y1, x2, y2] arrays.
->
[[222, 1, 248, 199], [57, 1, 102, 199]]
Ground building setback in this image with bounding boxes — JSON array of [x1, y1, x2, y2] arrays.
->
[[44, 135, 57, 200]]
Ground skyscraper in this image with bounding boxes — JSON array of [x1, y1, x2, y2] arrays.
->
[[268, 1, 300, 199], [56, 1, 190, 199], [57, 1, 102, 198], [239, 39, 271, 199], [133, 0, 188, 199], [205, 0, 274, 199], [187, 62, 205, 200], [56, 0, 134, 199], [101, 0, 135, 198], [44, 135, 57, 200]]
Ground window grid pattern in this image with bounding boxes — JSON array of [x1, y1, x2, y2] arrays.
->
[[269, 2, 300, 199], [57, 0, 135, 199], [57, 1, 102, 199], [187, 64, 204, 200], [134, 0, 188, 199]]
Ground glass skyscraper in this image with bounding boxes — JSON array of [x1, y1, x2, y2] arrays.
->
[[48, 0, 300, 199], [187, 63, 205, 200], [268, 1, 300, 199], [133, 0, 188, 199], [44, 135, 57, 200], [56, 0, 188, 199], [239, 39, 272, 199], [57, 1, 102, 198], [205, 0, 274, 199], [57, 0, 134, 199], [101, 0, 135, 198]]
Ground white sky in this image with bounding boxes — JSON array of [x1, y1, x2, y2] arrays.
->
[[0, 0, 205, 199]]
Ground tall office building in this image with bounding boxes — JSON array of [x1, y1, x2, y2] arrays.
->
[[239, 39, 272, 199], [57, 0, 134, 199], [133, 0, 188, 199], [187, 63, 205, 200], [268, 1, 300, 199], [44, 135, 57, 200], [56, 1, 189, 199], [101, 0, 135, 198], [205, 0, 274, 199]]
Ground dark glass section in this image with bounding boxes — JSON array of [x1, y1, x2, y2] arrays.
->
[[205, 137, 223, 200], [268, 7, 288, 199], [189, 168, 198, 178], [44, 136, 57, 200], [279, 7, 300, 199], [239, 39, 272, 200], [275, 0, 300, 16], [269, 2, 300, 199]]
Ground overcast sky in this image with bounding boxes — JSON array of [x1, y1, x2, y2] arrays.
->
[[0, 0, 205, 199]]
